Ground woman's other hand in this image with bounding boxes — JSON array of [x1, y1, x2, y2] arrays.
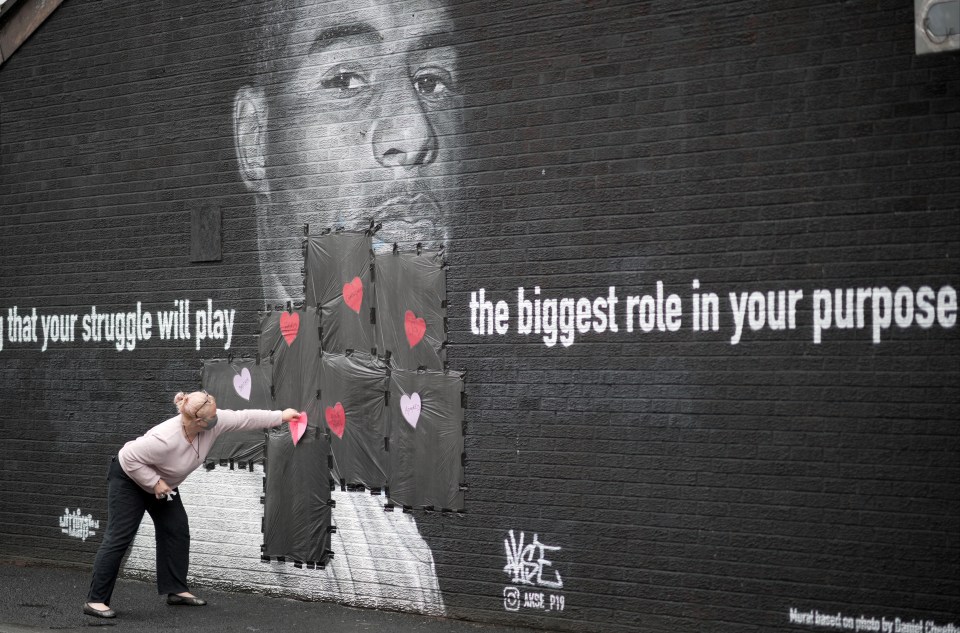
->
[[153, 479, 173, 499], [281, 408, 301, 423]]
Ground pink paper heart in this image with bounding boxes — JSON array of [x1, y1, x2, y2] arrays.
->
[[343, 277, 363, 313], [290, 411, 308, 446], [279, 311, 299, 346], [400, 393, 421, 428], [404, 310, 426, 348], [325, 402, 346, 439], [233, 367, 252, 400]]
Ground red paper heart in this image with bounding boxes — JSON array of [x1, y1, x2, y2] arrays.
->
[[325, 402, 346, 439], [279, 311, 300, 346], [343, 277, 363, 313], [404, 310, 427, 348], [290, 411, 308, 446]]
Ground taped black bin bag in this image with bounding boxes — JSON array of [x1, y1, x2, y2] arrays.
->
[[262, 401, 332, 565], [320, 351, 388, 489], [201, 359, 274, 464], [304, 232, 375, 353], [258, 307, 321, 411], [374, 250, 446, 370], [388, 368, 465, 511]]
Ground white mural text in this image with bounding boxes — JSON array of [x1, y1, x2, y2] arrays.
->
[[0, 299, 235, 353], [788, 607, 958, 632], [469, 282, 957, 347]]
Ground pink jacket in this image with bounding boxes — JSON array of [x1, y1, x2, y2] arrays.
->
[[117, 409, 281, 492]]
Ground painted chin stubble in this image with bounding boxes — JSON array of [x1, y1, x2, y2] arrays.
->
[[254, 196, 450, 303], [261, 172, 452, 241]]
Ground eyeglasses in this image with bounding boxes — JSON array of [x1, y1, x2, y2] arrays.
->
[[196, 390, 217, 423]]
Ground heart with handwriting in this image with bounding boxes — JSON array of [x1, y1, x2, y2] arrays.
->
[[400, 393, 421, 428], [233, 367, 252, 400], [404, 310, 426, 348], [325, 402, 346, 439], [343, 277, 363, 313]]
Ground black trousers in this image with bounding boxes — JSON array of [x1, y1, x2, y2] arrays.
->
[[86, 458, 190, 604]]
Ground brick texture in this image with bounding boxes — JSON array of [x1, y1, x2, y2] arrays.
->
[[1, 1, 958, 632]]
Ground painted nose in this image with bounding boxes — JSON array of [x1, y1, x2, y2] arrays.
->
[[371, 83, 437, 169]]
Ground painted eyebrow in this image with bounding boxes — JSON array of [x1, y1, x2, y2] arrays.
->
[[308, 23, 380, 55], [417, 30, 457, 50]]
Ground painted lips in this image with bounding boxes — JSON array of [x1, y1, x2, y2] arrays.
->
[[370, 192, 446, 251]]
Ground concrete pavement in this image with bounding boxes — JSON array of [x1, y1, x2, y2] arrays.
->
[[0, 561, 553, 633]]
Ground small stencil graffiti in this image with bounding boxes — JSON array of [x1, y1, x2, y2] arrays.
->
[[59, 508, 100, 541], [502, 529, 565, 613]]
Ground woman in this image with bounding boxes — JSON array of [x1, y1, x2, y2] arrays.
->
[[83, 390, 300, 618]]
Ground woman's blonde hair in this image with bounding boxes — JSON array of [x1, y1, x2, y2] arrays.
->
[[173, 391, 209, 418]]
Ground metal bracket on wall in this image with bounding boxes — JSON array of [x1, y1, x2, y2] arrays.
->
[[190, 202, 223, 263]]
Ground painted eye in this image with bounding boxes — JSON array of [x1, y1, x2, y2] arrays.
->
[[320, 71, 367, 97], [413, 68, 454, 102], [415, 75, 441, 96]]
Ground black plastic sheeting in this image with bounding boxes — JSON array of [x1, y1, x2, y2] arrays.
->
[[388, 368, 465, 511], [257, 230, 464, 560], [374, 250, 446, 370], [304, 232, 375, 354], [258, 307, 322, 411], [200, 358, 274, 465], [262, 397, 333, 566], [320, 351, 389, 489]]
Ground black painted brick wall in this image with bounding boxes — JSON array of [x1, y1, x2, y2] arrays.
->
[[1, 1, 958, 632]]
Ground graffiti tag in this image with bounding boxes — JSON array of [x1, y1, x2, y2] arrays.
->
[[502, 530, 566, 613], [503, 529, 563, 588], [59, 508, 100, 541]]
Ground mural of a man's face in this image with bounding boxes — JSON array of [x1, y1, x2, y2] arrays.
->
[[235, 0, 463, 303]]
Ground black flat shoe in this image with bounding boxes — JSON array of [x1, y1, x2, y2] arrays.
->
[[167, 594, 207, 606], [83, 603, 116, 618]]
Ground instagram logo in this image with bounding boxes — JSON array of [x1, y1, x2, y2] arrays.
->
[[503, 586, 520, 611]]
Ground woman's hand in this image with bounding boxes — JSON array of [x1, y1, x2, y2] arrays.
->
[[154, 479, 173, 499], [282, 408, 301, 423]]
